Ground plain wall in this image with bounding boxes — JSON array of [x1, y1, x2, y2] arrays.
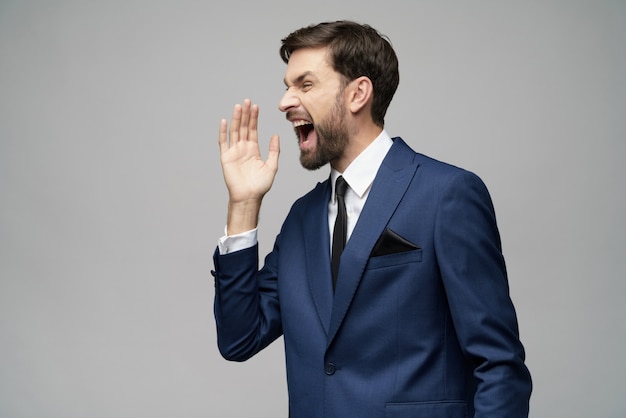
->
[[1, 1, 625, 417]]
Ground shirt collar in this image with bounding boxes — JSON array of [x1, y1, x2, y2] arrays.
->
[[330, 130, 394, 201]]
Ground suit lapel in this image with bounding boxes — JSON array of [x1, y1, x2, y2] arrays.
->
[[304, 180, 334, 335], [327, 138, 420, 346]]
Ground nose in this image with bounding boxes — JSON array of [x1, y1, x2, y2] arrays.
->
[[278, 87, 299, 113]]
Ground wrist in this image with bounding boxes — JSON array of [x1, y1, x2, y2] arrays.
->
[[226, 198, 262, 235]]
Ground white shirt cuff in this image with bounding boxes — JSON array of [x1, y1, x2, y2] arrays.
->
[[217, 226, 258, 254]]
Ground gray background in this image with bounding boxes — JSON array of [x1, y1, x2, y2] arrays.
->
[[1, 0, 624, 417]]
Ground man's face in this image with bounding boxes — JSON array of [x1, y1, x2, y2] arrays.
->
[[279, 47, 350, 170]]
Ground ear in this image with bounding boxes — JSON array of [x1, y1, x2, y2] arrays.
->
[[347, 76, 373, 114]]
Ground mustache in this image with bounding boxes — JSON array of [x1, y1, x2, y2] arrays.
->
[[286, 110, 312, 122]]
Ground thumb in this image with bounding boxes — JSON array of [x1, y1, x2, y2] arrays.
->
[[266, 134, 280, 172]]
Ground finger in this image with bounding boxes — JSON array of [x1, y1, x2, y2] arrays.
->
[[218, 118, 228, 154], [249, 103, 259, 143], [239, 99, 251, 141], [266, 134, 281, 172], [229, 103, 242, 144]]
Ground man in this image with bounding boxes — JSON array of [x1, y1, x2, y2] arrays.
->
[[212, 20, 532, 417]]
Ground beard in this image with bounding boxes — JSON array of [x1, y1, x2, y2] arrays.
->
[[299, 95, 349, 171]]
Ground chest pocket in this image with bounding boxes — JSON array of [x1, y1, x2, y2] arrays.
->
[[367, 248, 422, 270]]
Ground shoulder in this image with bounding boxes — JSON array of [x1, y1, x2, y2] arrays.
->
[[390, 137, 491, 200], [286, 178, 331, 215], [392, 137, 482, 181], [388, 137, 464, 173]]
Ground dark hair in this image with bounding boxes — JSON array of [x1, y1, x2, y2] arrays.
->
[[280, 20, 399, 127]]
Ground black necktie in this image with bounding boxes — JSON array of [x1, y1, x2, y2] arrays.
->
[[331, 176, 348, 289]]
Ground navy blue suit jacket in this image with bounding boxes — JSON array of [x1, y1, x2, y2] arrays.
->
[[213, 137, 532, 417]]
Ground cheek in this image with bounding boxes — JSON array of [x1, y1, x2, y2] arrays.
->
[[306, 92, 336, 118]]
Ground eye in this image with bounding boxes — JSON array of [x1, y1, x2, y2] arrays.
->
[[302, 82, 313, 91]]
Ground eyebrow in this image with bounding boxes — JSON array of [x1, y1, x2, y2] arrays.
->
[[283, 71, 315, 87]]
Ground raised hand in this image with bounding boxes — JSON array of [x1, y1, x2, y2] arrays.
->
[[218, 99, 280, 234]]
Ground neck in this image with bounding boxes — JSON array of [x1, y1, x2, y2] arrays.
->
[[331, 124, 383, 172]]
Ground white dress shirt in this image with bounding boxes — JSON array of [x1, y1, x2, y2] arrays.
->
[[218, 130, 393, 255]]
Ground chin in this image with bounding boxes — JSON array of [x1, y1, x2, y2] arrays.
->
[[299, 153, 327, 171]]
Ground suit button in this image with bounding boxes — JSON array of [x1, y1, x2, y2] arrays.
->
[[325, 363, 336, 375]]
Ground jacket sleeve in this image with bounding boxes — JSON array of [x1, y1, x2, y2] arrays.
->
[[434, 170, 532, 417], [212, 239, 283, 362]]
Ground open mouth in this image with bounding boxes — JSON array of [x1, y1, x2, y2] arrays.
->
[[293, 120, 315, 146]]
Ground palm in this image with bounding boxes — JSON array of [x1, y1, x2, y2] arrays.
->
[[218, 100, 280, 203]]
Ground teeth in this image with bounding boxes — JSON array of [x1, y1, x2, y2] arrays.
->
[[293, 120, 312, 128]]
